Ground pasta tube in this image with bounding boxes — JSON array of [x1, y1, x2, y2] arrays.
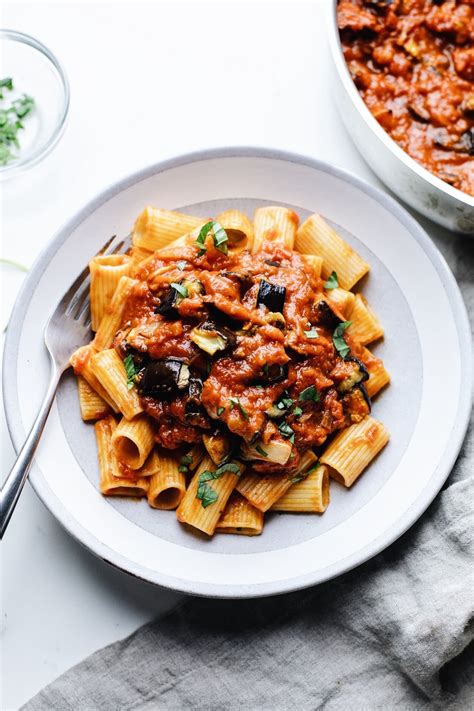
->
[[70, 345, 119, 412], [95, 416, 148, 497], [112, 414, 155, 469], [252, 206, 299, 253], [93, 276, 137, 351], [215, 209, 254, 252], [271, 463, 329, 512], [89, 254, 132, 331], [296, 214, 369, 289], [359, 346, 390, 397], [176, 457, 244, 536], [77, 375, 112, 421], [346, 294, 384, 345], [145, 451, 186, 510], [216, 492, 264, 535], [132, 207, 205, 252], [320, 416, 389, 487], [326, 287, 355, 318], [90, 349, 143, 420], [237, 450, 318, 512], [303, 254, 323, 278], [202, 432, 231, 465]]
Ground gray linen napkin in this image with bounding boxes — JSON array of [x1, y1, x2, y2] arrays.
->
[[24, 226, 474, 711]]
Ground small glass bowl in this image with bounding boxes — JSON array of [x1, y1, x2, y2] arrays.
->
[[0, 29, 70, 179]]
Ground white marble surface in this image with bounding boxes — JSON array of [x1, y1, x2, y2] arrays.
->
[[1, 1, 450, 709]]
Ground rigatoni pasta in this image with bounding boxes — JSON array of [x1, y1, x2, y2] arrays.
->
[[216, 493, 264, 535], [72, 204, 390, 538], [252, 206, 299, 253], [296, 213, 369, 289], [320, 417, 390, 487], [90, 348, 143, 420], [95, 416, 149, 497], [111, 415, 155, 469], [77, 376, 112, 422], [271, 463, 329, 513], [89, 254, 132, 331], [145, 451, 187, 510], [132, 207, 205, 252], [176, 458, 244, 535]]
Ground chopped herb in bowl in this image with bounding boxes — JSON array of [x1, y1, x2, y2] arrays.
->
[[0, 77, 35, 165]]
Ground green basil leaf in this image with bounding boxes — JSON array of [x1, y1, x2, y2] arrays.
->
[[171, 282, 189, 298], [293, 406, 303, 417], [333, 320, 352, 359], [324, 271, 339, 289], [196, 482, 219, 508], [215, 462, 241, 476], [212, 221, 228, 255], [278, 422, 294, 439], [195, 221, 214, 246], [217, 406, 225, 416], [229, 397, 249, 421], [123, 355, 139, 390], [298, 385, 320, 402]]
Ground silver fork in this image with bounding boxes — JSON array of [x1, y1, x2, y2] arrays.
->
[[0, 234, 129, 539]]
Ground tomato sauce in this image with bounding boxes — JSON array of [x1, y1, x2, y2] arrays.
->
[[114, 237, 370, 471], [338, 0, 474, 195]]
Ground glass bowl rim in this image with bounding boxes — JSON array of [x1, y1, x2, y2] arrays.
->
[[0, 28, 70, 179]]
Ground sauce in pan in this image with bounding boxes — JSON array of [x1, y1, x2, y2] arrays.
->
[[338, 0, 474, 196]]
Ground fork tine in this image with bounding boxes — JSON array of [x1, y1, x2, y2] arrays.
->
[[77, 300, 91, 326], [111, 240, 126, 254], [98, 234, 118, 256], [57, 263, 91, 312], [69, 280, 90, 318]]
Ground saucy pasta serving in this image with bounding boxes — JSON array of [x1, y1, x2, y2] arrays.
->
[[70, 206, 390, 537]]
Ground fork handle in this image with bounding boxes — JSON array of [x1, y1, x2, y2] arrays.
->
[[1, 364, 62, 539]]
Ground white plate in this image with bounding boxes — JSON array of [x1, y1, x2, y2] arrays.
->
[[3, 148, 472, 598]]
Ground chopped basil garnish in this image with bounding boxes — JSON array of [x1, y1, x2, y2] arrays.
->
[[212, 222, 228, 254], [278, 422, 294, 439], [217, 406, 225, 416], [195, 220, 229, 256], [255, 444, 268, 457], [291, 473, 305, 484], [229, 397, 249, 421], [171, 282, 189, 299], [293, 406, 303, 417], [178, 453, 193, 473], [324, 271, 339, 289], [0, 79, 35, 165], [298, 385, 320, 403], [291, 461, 319, 484], [333, 321, 352, 359], [196, 461, 241, 508], [176, 260, 188, 271], [123, 355, 139, 390], [276, 395, 293, 410], [196, 482, 219, 507]]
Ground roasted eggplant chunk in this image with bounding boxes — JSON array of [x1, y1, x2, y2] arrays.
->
[[337, 357, 369, 394], [256, 279, 286, 313], [138, 359, 190, 398], [316, 299, 343, 329]]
